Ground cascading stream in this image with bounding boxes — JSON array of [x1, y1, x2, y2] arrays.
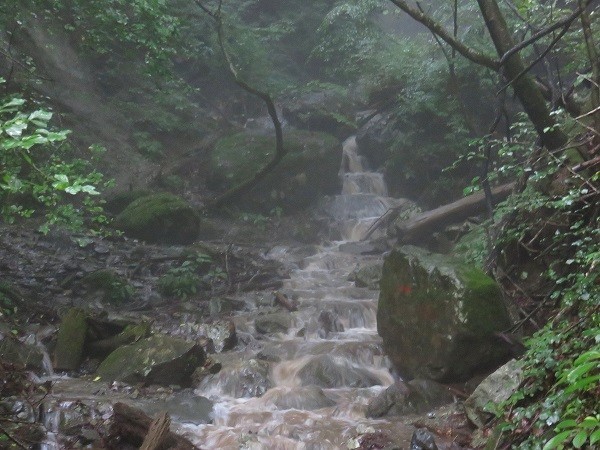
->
[[34, 135, 414, 450], [186, 136, 413, 449]]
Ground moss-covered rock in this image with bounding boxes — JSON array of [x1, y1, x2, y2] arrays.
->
[[209, 129, 341, 212], [87, 322, 151, 358], [81, 270, 134, 304], [281, 88, 358, 138], [377, 246, 512, 382], [54, 308, 88, 371], [96, 334, 205, 386], [104, 189, 152, 215], [114, 193, 201, 244]]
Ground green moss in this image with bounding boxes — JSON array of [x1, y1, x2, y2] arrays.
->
[[459, 267, 510, 335], [105, 189, 152, 215], [96, 334, 205, 386], [209, 129, 341, 211], [114, 193, 200, 244], [54, 308, 88, 371], [377, 246, 511, 381]]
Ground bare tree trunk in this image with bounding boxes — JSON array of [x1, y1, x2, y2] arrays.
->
[[476, 0, 568, 151]]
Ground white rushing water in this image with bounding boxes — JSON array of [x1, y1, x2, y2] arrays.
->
[[36, 136, 415, 449], [185, 136, 414, 449]]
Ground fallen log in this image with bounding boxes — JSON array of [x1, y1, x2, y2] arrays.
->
[[141, 412, 171, 450], [394, 183, 515, 244], [110, 402, 198, 450]]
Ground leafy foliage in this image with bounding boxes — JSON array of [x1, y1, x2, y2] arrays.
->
[[0, 81, 110, 233], [158, 252, 216, 300], [477, 108, 599, 450]]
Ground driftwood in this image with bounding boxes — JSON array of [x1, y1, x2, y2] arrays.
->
[[110, 402, 198, 450], [141, 412, 171, 450], [394, 182, 515, 244]]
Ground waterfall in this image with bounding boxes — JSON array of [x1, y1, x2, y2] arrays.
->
[[325, 136, 402, 241], [185, 135, 414, 448]]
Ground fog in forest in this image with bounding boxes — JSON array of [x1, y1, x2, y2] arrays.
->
[[1, 2, 598, 449]]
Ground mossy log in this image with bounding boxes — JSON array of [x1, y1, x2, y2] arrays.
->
[[395, 183, 514, 244]]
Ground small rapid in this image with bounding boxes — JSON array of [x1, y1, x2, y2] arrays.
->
[[185, 136, 413, 448]]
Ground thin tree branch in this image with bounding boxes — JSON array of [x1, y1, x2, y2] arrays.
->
[[498, 0, 596, 67], [194, 0, 285, 209], [498, 22, 571, 94], [388, 0, 500, 70]]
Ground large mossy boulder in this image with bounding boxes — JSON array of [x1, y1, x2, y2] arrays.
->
[[377, 246, 512, 382], [114, 193, 201, 244], [96, 334, 205, 386], [208, 129, 341, 212]]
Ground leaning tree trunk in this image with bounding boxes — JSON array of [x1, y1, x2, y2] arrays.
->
[[476, 0, 569, 151]]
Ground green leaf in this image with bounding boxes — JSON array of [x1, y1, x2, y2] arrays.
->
[[564, 375, 600, 394], [581, 416, 600, 428], [54, 174, 69, 183], [5, 121, 27, 137], [572, 431, 588, 448], [2, 98, 26, 109], [80, 185, 100, 195], [555, 420, 577, 430], [574, 350, 600, 365], [566, 361, 598, 383], [590, 429, 600, 445], [28, 109, 53, 123], [543, 431, 572, 450]]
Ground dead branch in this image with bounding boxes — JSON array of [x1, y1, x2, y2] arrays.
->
[[110, 402, 198, 450], [194, 0, 285, 210]]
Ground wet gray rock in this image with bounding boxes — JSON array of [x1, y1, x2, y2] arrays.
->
[[254, 312, 293, 335], [141, 390, 213, 424], [410, 428, 438, 450], [217, 359, 272, 398], [209, 296, 247, 316], [464, 359, 523, 428], [191, 357, 222, 385], [271, 386, 336, 411], [297, 355, 382, 388], [317, 310, 344, 338], [201, 320, 237, 353], [348, 261, 383, 290], [366, 379, 454, 418], [0, 335, 46, 373]]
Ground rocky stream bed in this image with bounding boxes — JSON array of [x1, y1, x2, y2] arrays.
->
[[0, 137, 517, 450]]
